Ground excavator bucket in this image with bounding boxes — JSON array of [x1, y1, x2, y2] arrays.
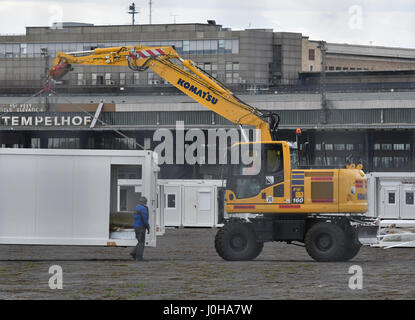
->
[[48, 60, 73, 80]]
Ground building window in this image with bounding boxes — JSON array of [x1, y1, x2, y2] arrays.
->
[[334, 156, 344, 165], [105, 73, 112, 85], [114, 137, 136, 149], [183, 40, 189, 53], [373, 156, 380, 168], [314, 156, 322, 165], [77, 73, 85, 86], [92, 73, 104, 85], [20, 43, 27, 56], [324, 144, 333, 151], [218, 39, 225, 54], [143, 138, 151, 150], [120, 73, 126, 85], [346, 144, 354, 151], [308, 49, 315, 61], [381, 156, 393, 168], [31, 138, 40, 148], [48, 138, 80, 149], [394, 156, 408, 168], [310, 65, 313, 71], [334, 144, 345, 151], [382, 144, 392, 151], [393, 144, 405, 150], [133, 73, 140, 85]]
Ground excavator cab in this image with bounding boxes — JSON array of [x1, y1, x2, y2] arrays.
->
[[225, 141, 291, 212]]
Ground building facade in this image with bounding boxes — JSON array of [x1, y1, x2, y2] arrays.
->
[[302, 37, 415, 73], [1, 22, 415, 178], [0, 22, 303, 93]]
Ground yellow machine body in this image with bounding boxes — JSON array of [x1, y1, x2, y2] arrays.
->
[[224, 141, 368, 215]]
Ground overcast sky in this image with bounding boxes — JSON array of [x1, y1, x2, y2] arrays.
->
[[1, 0, 414, 48]]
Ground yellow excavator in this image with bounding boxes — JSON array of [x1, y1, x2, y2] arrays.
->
[[49, 45, 378, 262]]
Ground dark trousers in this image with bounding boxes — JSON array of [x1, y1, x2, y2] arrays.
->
[[130, 226, 146, 260]]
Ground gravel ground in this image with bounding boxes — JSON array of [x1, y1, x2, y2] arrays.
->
[[0, 228, 414, 300]]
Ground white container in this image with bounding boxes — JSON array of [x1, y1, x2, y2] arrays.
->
[[159, 179, 225, 228], [367, 172, 415, 248], [0, 148, 159, 247], [367, 172, 415, 221]]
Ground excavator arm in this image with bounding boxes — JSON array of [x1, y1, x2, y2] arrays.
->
[[49, 45, 279, 141]]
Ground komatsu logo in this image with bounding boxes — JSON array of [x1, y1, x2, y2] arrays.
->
[[177, 78, 218, 105]]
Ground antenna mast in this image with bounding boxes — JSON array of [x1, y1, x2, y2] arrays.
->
[[149, 0, 152, 24], [128, 3, 138, 25]]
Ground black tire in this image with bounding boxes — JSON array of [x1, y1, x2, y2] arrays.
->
[[215, 221, 263, 261], [305, 222, 347, 262]]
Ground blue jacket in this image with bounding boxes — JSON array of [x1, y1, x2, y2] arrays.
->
[[134, 204, 149, 228]]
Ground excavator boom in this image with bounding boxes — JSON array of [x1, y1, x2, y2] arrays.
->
[[49, 45, 277, 141]]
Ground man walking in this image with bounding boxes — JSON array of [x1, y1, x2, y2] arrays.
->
[[130, 196, 150, 261]]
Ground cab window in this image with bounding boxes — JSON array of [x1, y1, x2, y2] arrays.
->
[[265, 145, 283, 174]]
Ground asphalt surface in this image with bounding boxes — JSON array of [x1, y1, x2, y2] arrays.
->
[[0, 228, 414, 300]]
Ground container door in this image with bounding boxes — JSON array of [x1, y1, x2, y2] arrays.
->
[[400, 185, 415, 219], [183, 186, 199, 226], [380, 185, 400, 219], [162, 185, 182, 227], [197, 188, 215, 226], [182, 186, 215, 227]]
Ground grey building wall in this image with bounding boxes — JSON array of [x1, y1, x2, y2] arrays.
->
[[0, 23, 302, 91]]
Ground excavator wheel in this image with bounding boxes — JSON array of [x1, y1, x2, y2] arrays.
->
[[342, 230, 362, 261], [305, 222, 347, 262], [215, 220, 263, 261], [342, 242, 362, 261]]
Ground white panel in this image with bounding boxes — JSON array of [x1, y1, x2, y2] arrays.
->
[[400, 185, 415, 219], [0, 149, 158, 247], [0, 155, 37, 237], [162, 186, 182, 227], [35, 156, 74, 237], [380, 185, 400, 219], [72, 157, 110, 239]]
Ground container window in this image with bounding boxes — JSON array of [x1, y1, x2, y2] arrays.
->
[[388, 192, 395, 204], [406, 192, 414, 205], [166, 194, 176, 209]]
